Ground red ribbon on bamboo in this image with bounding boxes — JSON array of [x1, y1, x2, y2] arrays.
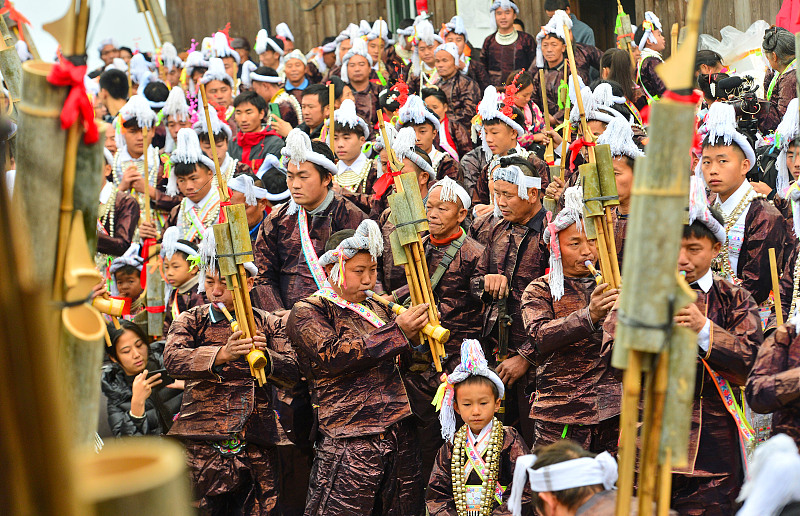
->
[[568, 137, 595, 170], [46, 57, 99, 144], [0, 1, 30, 42]]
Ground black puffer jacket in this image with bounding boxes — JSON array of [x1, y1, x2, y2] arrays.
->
[[101, 341, 183, 437]]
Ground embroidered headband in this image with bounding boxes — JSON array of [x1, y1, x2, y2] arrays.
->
[[317, 219, 383, 288], [638, 11, 663, 49], [429, 176, 471, 210], [543, 185, 585, 300], [433, 339, 505, 442], [229, 174, 269, 206]]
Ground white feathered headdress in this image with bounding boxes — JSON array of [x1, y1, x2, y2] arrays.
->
[[161, 86, 190, 122], [200, 57, 234, 87], [638, 11, 663, 49], [118, 94, 157, 128], [166, 128, 216, 196], [341, 38, 373, 84], [255, 28, 284, 56], [775, 98, 800, 197], [536, 10, 573, 68], [596, 117, 644, 160], [392, 126, 435, 178]]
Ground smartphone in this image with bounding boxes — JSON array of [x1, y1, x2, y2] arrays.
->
[[146, 368, 175, 389], [266, 102, 281, 128]]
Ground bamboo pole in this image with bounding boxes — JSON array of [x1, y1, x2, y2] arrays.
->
[[558, 64, 571, 180], [563, 26, 595, 161], [656, 449, 673, 516], [769, 248, 783, 326], [638, 350, 670, 514], [198, 83, 229, 198], [142, 0, 174, 44], [0, 15, 21, 122], [328, 82, 335, 150], [142, 127, 151, 222], [615, 350, 643, 516]]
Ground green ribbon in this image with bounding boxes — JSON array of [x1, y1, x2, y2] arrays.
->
[[557, 79, 569, 111]]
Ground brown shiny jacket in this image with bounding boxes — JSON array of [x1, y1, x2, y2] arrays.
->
[[98, 191, 140, 256], [436, 72, 482, 131]]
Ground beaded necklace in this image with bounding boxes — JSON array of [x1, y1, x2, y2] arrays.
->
[[789, 258, 800, 317], [451, 418, 504, 516], [712, 187, 764, 281], [335, 158, 374, 193]]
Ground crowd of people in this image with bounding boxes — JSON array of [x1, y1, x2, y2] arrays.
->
[[23, 0, 800, 513]]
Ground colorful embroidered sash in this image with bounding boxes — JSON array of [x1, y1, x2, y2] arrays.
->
[[183, 190, 220, 241], [702, 359, 755, 446], [465, 428, 504, 505], [298, 208, 328, 289], [312, 286, 385, 328], [171, 289, 180, 321]]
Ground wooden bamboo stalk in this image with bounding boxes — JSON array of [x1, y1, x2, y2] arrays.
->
[[615, 350, 643, 516], [656, 448, 673, 516], [198, 84, 229, 200], [769, 248, 783, 326], [143, 0, 174, 44], [559, 64, 571, 180], [539, 69, 555, 164], [638, 350, 670, 514], [563, 25, 595, 162], [0, 15, 21, 122], [136, 0, 160, 49], [142, 127, 152, 223], [328, 82, 335, 149]]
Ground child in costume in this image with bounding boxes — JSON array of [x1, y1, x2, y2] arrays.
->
[[634, 11, 666, 104], [109, 243, 145, 318], [160, 226, 206, 335], [426, 339, 532, 515]]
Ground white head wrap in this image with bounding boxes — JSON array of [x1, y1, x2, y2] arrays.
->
[[368, 19, 394, 45], [332, 98, 371, 139], [341, 38, 374, 84], [160, 226, 200, 260], [200, 57, 235, 87], [255, 29, 285, 56], [184, 51, 209, 77], [508, 452, 618, 516], [118, 94, 157, 129], [542, 185, 584, 300], [229, 174, 269, 206], [736, 434, 800, 516], [475, 86, 525, 156], [161, 86, 190, 122], [435, 42, 460, 64], [160, 42, 183, 70], [435, 339, 505, 442], [569, 81, 628, 126], [212, 31, 240, 63], [197, 227, 258, 293], [105, 57, 128, 72], [109, 243, 144, 274], [429, 176, 471, 210], [688, 175, 726, 244], [334, 24, 360, 66], [596, 117, 644, 160], [275, 22, 295, 42], [535, 10, 572, 68], [397, 94, 458, 160], [490, 0, 519, 14], [282, 129, 338, 214], [393, 126, 435, 178], [97, 37, 117, 53], [284, 49, 308, 66], [167, 128, 217, 196], [697, 101, 757, 171], [444, 16, 468, 39], [775, 98, 800, 198], [129, 53, 155, 85], [411, 19, 443, 77], [638, 11, 663, 49], [317, 219, 383, 287], [192, 103, 233, 140], [493, 165, 542, 209], [256, 154, 291, 202], [242, 62, 283, 86]]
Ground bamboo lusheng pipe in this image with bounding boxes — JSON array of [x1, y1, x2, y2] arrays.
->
[[594, 144, 622, 287], [615, 349, 643, 515], [558, 64, 571, 180], [0, 15, 22, 122], [198, 83, 229, 200], [585, 260, 603, 284], [769, 248, 783, 326], [539, 69, 555, 164], [141, 126, 152, 223], [615, 0, 635, 60], [580, 163, 614, 289], [328, 82, 335, 150], [366, 290, 450, 343], [637, 350, 670, 514], [563, 25, 595, 162], [656, 448, 673, 516]]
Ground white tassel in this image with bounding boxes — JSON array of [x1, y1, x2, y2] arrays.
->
[[241, 60, 257, 88], [393, 126, 418, 161], [596, 117, 644, 159], [508, 455, 537, 516], [329, 261, 342, 286], [284, 129, 313, 165], [255, 29, 269, 54], [593, 83, 626, 108], [361, 219, 383, 261], [549, 253, 565, 300], [276, 22, 294, 42], [706, 102, 738, 146], [119, 94, 157, 128], [737, 434, 800, 516], [399, 95, 433, 127], [161, 226, 180, 260], [171, 128, 206, 164], [286, 197, 300, 215], [162, 86, 189, 121]]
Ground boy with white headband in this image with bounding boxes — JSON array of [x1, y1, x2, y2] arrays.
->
[[426, 339, 532, 515], [193, 104, 252, 182], [228, 172, 271, 242], [287, 220, 431, 515], [253, 129, 366, 313], [330, 99, 375, 204], [471, 85, 549, 216], [508, 440, 619, 516], [200, 58, 236, 122], [160, 41, 184, 88], [481, 0, 537, 87], [254, 28, 284, 69], [243, 65, 303, 128], [442, 15, 491, 91], [471, 155, 550, 443], [211, 31, 241, 82], [159, 226, 205, 334], [398, 94, 460, 180], [634, 11, 667, 104], [394, 175, 486, 481], [407, 18, 444, 92], [521, 185, 621, 452], [165, 226, 299, 516], [342, 37, 382, 129], [161, 86, 193, 154], [700, 102, 790, 311], [431, 42, 482, 134]]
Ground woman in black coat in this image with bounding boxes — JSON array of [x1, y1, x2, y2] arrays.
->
[[101, 321, 183, 436]]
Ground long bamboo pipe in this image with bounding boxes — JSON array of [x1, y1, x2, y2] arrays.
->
[[366, 290, 449, 343]]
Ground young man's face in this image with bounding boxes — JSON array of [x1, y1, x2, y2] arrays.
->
[[434, 50, 458, 79], [412, 123, 437, 153], [494, 7, 517, 31], [540, 35, 566, 66], [191, 68, 206, 85], [229, 190, 268, 228], [301, 94, 325, 129], [334, 131, 365, 164], [417, 41, 436, 67], [259, 50, 280, 68], [234, 101, 265, 133], [786, 142, 800, 181], [206, 80, 233, 108], [425, 185, 467, 239], [112, 329, 149, 376], [199, 134, 229, 159], [424, 96, 447, 120], [234, 47, 250, 65], [166, 115, 192, 141], [338, 39, 353, 63], [284, 58, 307, 84], [166, 68, 181, 88], [347, 55, 371, 85], [494, 179, 539, 224], [558, 223, 598, 277], [100, 44, 118, 65], [176, 164, 215, 203], [163, 254, 196, 288], [647, 29, 666, 52], [287, 161, 331, 208], [484, 122, 517, 155], [205, 271, 254, 312], [587, 120, 608, 139], [122, 125, 155, 157], [454, 381, 501, 435], [444, 33, 466, 55], [701, 144, 750, 202], [105, 123, 118, 154], [323, 50, 336, 69], [326, 251, 377, 303], [367, 38, 383, 63], [222, 56, 239, 81], [613, 156, 635, 205], [115, 271, 143, 300], [678, 234, 721, 284]]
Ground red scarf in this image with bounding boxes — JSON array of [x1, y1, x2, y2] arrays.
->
[[236, 128, 279, 164], [442, 116, 458, 156], [430, 227, 463, 246]]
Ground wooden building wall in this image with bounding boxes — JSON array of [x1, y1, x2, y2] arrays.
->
[[166, 0, 263, 55]]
